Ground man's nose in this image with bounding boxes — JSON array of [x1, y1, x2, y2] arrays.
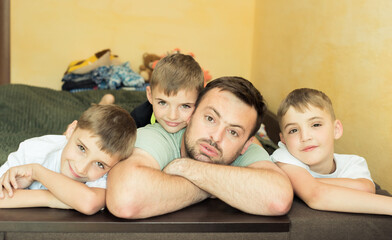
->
[[210, 125, 225, 143]]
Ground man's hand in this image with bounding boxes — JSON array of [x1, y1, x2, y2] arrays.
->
[[0, 163, 38, 198], [163, 158, 189, 176]]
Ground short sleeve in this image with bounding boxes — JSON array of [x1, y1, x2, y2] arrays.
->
[[231, 143, 271, 167], [335, 154, 373, 182], [135, 124, 182, 169], [271, 141, 309, 169], [86, 174, 108, 189]]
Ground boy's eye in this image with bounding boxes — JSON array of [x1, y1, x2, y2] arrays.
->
[[312, 123, 322, 127], [78, 145, 86, 152], [95, 162, 105, 169], [158, 101, 167, 106], [181, 104, 191, 109], [288, 129, 298, 134]]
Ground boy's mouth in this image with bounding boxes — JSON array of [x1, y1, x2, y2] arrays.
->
[[68, 161, 82, 178], [302, 145, 318, 152], [165, 121, 181, 127]]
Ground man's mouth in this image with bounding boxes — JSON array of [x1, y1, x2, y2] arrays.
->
[[199, 142, 219, 157]]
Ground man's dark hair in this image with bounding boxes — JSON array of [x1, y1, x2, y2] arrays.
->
[[195, 76, 266, 139]]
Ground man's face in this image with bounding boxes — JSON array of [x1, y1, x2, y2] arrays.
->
[[183, 88, 257, 165]]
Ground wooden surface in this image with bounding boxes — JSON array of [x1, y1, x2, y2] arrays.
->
[[0, 198, 289, 233]]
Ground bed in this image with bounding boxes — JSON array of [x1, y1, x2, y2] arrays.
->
[[0, 84, 391, 240]]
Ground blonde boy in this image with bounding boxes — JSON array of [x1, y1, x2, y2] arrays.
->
[[0, 104, 136, 215], [272, 88, 392, 215]]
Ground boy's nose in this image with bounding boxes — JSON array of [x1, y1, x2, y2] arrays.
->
[[167, 107, 178, 120], [74, 160, 89, 176], [300, 129, 312, 142]]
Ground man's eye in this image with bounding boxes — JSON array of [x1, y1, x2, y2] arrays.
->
[[78, 145, 86, 152], [313, 123, 322, 127], [205, 115, 214, 122], [229, 130, 238, 137], [96, 162, 105, 169], [288, 129, 298, 134]]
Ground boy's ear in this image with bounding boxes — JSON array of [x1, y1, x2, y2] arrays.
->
[[65, 120, 78, 139], [279, 132, 286, 144], [334, 119, 343, 140], [241, 136, 255, 155], [146, 86, 153, 104]]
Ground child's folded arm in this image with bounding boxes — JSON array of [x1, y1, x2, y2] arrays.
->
[[32, 164, 106, 215], [0, 189, 71, 209], [277, 162, 392, 215], [318, 178, 375, 193]]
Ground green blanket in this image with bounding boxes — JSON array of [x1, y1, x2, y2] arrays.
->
[[0, 84, 147, 165]]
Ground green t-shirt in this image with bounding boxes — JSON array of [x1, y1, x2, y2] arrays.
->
[[135, 123, 271, 170]]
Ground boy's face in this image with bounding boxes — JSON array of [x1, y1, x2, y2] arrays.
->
[[61, 122, 121, 183], [147, 86, 198, 133], [279, 105, 343, 173]]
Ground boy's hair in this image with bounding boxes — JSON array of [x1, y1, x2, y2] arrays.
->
[[150, 53, 204, 96], [277, 88, 336, 128], [195, 76, 266, 139], [77, 104, 137, 160]]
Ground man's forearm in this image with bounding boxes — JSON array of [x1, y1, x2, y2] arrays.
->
[[164, 159, 293, 216], [106, 156, 209, 219]]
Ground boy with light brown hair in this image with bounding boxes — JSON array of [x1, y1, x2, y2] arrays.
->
[[272, 88, 392, 215], [0, 104, 136, 215], [102, 53, 205, 133]]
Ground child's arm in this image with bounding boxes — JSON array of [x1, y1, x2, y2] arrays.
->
[[278, 163, 392, 215], [318, 178, 375, 193], [0, 189, 71, 209], [1, 164, 105, 215]]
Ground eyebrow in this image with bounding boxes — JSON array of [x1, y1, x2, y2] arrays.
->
[[207, 107, 246, 132]]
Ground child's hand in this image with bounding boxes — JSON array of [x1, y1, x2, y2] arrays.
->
[[0, 164, 37, 198]]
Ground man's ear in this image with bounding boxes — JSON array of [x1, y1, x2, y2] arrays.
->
[[146, 86, 153, 104], [334, 119, 343, 140], [241, 136, 255, 155], [65, 120, 78, 140], [279, 132, 286, 144]]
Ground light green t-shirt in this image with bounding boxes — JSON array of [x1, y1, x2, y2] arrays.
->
[[135, 123, 271, 170]]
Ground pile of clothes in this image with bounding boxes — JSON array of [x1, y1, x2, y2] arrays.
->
[[62, 49, 145, 92]]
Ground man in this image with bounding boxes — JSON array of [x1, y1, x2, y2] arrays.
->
[[106, 76, 293, 219]]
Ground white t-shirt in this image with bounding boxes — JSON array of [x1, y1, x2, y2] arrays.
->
[[0, 135, 107, 189], [271, 142, 373, 182]]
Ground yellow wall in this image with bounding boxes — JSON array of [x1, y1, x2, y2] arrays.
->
[[253, 0, 392, 192], [11, 0, 392, 192], [11, 0, 255, 89]]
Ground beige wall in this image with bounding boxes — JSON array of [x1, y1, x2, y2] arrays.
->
[[252, 0, 392, 192], [11, 0, 255, 89], [11, 0, 392, 192]]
